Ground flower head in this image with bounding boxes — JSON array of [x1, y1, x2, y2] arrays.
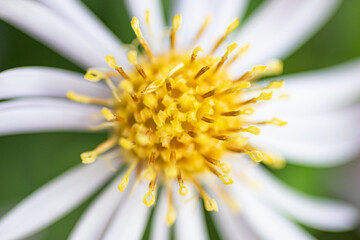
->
[[0, 0, 359, 239], [68, 14, 288, 222]]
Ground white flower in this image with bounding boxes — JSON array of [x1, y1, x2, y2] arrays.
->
[[0, 0, 359, 240]]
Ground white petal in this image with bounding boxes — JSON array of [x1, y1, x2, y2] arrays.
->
[[211, 199, 258, 240], [0, 0, 107, 68], [230, 0, 340, 74], [0, 67, 111, 99], [173, 0, 248, 51], [197, 0, 249, 52], [69, 171, 127, 240], [248, 166, 359, 231], [253, 134, 360, 167], [0, 155, 121, 240], [150, 191, 170, 240], [124, 0, 166, 53], [172, 0, 210, 49], [175, 194, 208, 240], [254, 105, 360, 144], [0, 98, 102, 136], [230, 181, 315, 240], [102, 182, 151, 240], [37, 0, 128, 67], [257, 59, 360, 116]]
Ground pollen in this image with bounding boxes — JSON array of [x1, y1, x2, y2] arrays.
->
[[68, 14, 287, 225]]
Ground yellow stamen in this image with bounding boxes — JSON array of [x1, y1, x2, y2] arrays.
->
[[191, 14, 212, 44], [210, 18, 239, 54], [81, 135, 117, 164], [118, 160, 138, 192], [170, 14, 182, 50], [131, 17, 153, 59], [67, 92, 112, 106]]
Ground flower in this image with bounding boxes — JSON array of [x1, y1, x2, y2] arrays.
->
[[0, 0, 359, 239]]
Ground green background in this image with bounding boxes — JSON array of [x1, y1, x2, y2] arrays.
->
[[0, 0, 359, 239]]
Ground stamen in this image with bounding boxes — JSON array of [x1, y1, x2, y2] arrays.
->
[[131, 17, 153, 59], [237, 91, 273, 106], [101, 107, 124, 121], [177, 170, 189, 196], [214, 42, 238, 73], [144, 177, 156, 206], [170, 15, 182, 50], [240, 126, 260, 135], [67, 92, 112, 106], [128, 51, 148, 80], [118, 160, 138, 192], [166, 185, 176, 225], [210, 18, 239, 54], [191, 46, 204, 63], [191, 14, 212, 44], [105, 55, 129, 79], [84, 69, 106, 82], [256, 117, 287, 126], [194, 66, 210, 79], [227, 43, 250, 66], [236, 65, 267, 82], [193, 180, 218, 212], [81, 135, 117, 164]]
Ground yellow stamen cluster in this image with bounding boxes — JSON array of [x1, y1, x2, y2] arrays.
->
[[69, 14, 287, 226]]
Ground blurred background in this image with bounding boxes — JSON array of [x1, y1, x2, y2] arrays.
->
[[0, 0, 359, 239]]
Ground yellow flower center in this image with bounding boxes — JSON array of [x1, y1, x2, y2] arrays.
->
[[68, 13, 286, 226]]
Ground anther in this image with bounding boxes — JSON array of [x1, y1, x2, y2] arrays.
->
[[201, 116, 215, 123]]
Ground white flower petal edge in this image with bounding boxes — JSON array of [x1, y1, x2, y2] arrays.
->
[[0, 0, 107, 68], [230, 181, 315, 240], [37, 0, 128, 67], [0, 154, 121, 240], [69, 171, 127, 240], [257, 59, 360, 116], [150, 191, 170, 240], [102, 183, 151, 240], [230, 0, 340, 74], [0, 67, 111, 99], [124, 0, 166, 53], [175, 191, 208, 240], [0, 98, 102, 136], [249, 165, 360, 231]]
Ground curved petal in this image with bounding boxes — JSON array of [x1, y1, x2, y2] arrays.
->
[[0, 67, 111, 99], [102, 183, 151, 240], [230, 0, 340, 74], [0, 0, 107, 68], [230, 181, 315, 240], [256, 59, 360, 116], [37, 0, 128, 67], [0, 155, 121, 240], [69, 172, 126, 240], [175, 193, 208, 240], [0, 98, 102, 136], [150, 191, 170, 240], [248, 166, 360, 231], [124, 0, 166, 53]]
